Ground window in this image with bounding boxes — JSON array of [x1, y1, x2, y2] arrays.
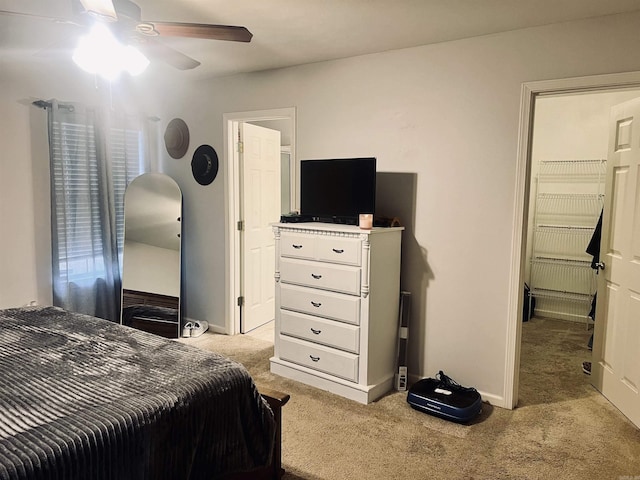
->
[[50, 114, 144, 284], [110, 124, 146, 263]]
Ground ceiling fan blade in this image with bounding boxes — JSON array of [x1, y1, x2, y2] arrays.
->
[[78, 0, 117, 21], [136, 37, 201, 70], [145, 21, 252, 43]]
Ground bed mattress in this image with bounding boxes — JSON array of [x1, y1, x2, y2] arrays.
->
[[0, 306, 275, 480]]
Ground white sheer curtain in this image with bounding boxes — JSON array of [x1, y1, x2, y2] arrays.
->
[[46, 100, 146, 322]]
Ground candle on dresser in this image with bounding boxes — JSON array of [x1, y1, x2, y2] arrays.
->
[[359, 213, 373, 230]]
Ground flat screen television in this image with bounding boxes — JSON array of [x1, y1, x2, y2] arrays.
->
[[300, 157, 376, 224]]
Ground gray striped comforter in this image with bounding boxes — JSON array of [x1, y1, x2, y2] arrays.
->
[[0, 306, 275, 480]]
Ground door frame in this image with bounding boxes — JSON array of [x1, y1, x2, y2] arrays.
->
[[506, 71, 640, 409], [223, 107, 296, 335]]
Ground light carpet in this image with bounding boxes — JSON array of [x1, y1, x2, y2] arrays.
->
[[180, 318, 640, 480]]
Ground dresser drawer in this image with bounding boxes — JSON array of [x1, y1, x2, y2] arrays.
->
[[316, 235, 361, 266], [280, 284, 360, 325], [280, 310, 360, 353], [280, 232, 316, 260], [278, 335, 358, 382], [280, 257, 360, 295]]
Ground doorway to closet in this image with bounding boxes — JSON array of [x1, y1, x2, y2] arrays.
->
[[520, 89, 640, 408]]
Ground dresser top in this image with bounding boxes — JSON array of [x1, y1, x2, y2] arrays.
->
[[274, 222, 404, 235]]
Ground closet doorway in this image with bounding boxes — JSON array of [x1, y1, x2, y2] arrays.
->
[[520, 88, 640, 407]]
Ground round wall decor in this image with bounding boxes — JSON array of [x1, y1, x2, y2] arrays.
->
[[164, 118, 190, 159], [191, 144, 219, 186]]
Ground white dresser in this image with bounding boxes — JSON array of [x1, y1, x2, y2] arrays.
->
[[270, 222, 403, 404]]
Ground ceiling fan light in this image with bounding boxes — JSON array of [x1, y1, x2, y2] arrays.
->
[[73, 24, 119, 78], [73, 23, 148, 79], [123, 45, 150, 76], [72, 35, 100, 74], [73, 41, 118, 81]]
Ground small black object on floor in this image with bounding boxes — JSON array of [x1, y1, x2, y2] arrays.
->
[[407, 371, 482, 423]]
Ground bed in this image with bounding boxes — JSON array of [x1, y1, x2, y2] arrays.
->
[[0, 306, 288, 480]]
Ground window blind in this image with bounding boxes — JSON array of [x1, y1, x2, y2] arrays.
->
[[110, 125, 144, 256], [51, 119, 143, 282]]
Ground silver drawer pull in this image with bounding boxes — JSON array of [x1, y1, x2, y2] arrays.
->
[[310, 355, 320, 362], [311, 301, 322, 308], [311, 273, 322, 279], [332, 248, 344, 254], [310, 328, 322, 335], [292, 244, 303, 249]]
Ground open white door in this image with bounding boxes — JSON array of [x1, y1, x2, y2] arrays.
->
[[591, 97, 640, 428], [239, 123, 281, 333]]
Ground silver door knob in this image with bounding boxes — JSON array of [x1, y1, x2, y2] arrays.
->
[[595, 262, 605, 270]]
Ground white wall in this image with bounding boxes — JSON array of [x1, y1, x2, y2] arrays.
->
[[0, 78, 47, 308], [5, 10, 640, 406], [532, 92, 640, 162], [151, 11, 640, 406]]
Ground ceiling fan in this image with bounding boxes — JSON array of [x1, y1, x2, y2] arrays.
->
[[0, 0, 253, 71]]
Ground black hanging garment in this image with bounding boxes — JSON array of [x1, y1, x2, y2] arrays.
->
[[586, 209, 603, 348], [523, 283, 535, 322], [586, 209, 603, 317], [586, 209, 603, 269]]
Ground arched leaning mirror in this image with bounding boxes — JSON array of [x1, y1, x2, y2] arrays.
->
[[121, 173, 182, 338]]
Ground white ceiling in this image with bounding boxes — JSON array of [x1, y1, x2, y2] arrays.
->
[[2, 0, 640, 80]]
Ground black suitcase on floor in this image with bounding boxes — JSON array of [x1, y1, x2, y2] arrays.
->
[[407, 371, 482, 423]]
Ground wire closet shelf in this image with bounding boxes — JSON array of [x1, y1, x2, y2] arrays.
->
[[528, 159, 605, 324]]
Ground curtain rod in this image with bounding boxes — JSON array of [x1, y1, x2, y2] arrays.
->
[[32, 100, 50, 109], [32, 100, 74, 111], [32, 99, 157, 121]]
